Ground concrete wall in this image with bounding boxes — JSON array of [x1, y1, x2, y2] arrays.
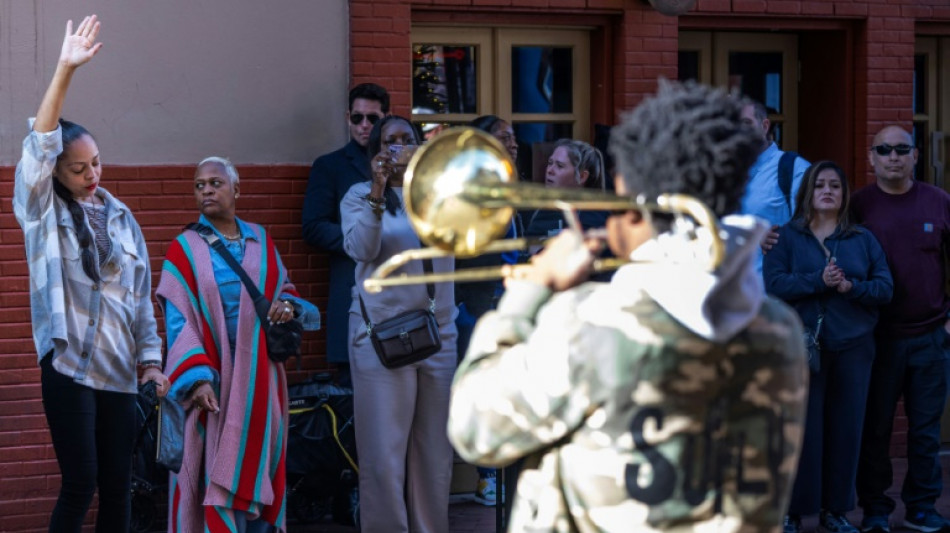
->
[[0, 0, 350, 165]]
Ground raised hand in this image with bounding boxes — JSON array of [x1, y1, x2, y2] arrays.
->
[[370, 151, 393, 189], [33, 16, 104, 133], [60, 15, 103, 68]]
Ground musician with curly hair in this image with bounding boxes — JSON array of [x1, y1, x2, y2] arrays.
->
[[448, 81, 808, 532]]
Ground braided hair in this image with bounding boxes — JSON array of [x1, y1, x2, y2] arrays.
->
[[608, 80, 761, 219], [52, 119, 100, 283]]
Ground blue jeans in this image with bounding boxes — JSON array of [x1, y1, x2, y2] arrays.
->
[[789, 336, 875, 515], [856, 325, 950, 517], [41, 354, 137, 532]]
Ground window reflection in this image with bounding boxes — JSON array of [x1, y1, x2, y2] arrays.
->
[[914, 53, 926, 115], [412, 121, 455, 142], [511, 47, 573, 113], [412, 44, 477, 114], [913, 122, 926, 182], [679, 51, 699, 82], [728, 52, 783, 114]]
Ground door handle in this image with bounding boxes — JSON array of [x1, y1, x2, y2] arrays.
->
[[932, 131, 945, 189]]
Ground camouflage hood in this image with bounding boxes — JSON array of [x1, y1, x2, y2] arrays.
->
[[616, 214, 769, 342]]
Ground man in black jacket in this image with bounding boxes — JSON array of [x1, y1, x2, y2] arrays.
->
[[302, 83, 389, 384]]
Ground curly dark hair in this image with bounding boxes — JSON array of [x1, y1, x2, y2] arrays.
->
[[608, 80, 761, 218]]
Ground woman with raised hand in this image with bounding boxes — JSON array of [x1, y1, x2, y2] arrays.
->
[[12, 16, 169, 531], [341, 115, 458, 533]]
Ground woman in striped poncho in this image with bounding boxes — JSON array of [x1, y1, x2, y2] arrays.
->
[[156, 157, 320, 532]]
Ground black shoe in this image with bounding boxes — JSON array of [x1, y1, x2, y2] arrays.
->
[[784, 515, 802, 533], [904, 510, 950, 533], [860, 514, 891, 533], [820, 510, 859, 533]]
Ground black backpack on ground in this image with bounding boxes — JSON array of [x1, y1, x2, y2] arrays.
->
[[286, 373, 359, 527]]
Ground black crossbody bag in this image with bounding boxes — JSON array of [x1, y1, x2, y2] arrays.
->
[[186, 223, 302, 363], [358, 259, 441, 369]]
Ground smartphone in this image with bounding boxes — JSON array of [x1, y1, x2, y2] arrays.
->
[[389, 144, 408, 166]]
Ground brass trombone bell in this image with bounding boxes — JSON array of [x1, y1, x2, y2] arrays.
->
[[403, 127, 516, 257], [363, 127, 725, 293]]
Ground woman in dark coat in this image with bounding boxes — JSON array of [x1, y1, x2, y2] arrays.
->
[[764, 161, 893, 533]]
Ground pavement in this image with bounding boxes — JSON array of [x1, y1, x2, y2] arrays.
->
[[289, 453, 950, 533]]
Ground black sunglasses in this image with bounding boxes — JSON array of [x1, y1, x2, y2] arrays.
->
[[349, 113, 382, 126], [871, 143, 913, 156]]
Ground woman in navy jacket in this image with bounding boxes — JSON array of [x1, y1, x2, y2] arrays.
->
[[764, 160, 893, 533]]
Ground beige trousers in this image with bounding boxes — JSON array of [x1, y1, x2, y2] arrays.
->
[[348, 312, 457, 533]]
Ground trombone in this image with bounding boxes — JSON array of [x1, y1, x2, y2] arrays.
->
[[363, 127, 724, 293]]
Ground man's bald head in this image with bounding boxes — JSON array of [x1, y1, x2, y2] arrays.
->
[[872, 125, 913, 147], [869, 125, 917, 194]]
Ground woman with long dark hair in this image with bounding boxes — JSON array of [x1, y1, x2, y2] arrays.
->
[[340, 115, 458, 533], [764, 161, 893, 533], [13, 16, 168, 531]]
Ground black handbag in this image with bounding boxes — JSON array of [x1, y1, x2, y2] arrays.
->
[[186, 223, 302, 363], [358, 259, 441, 369]]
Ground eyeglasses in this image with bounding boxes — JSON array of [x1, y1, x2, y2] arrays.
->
[[349, 113, 382, 126], [871, 143, 913, 156]]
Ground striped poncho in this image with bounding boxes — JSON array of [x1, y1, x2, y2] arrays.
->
[[157, 223, 298, 532]]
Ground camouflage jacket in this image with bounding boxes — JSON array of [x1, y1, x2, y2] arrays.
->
[[449, 252, 808, 532]]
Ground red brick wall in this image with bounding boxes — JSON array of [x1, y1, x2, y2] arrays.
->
[[0, 164, 322, 530]]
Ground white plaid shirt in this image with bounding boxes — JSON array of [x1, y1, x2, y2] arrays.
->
[[13, 120, 162, 393]]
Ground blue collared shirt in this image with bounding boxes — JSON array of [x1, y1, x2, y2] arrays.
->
[[163, 217, 320, 400], [740, 142, 810, 273]]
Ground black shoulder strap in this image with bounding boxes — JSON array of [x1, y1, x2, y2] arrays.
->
[[185, 223, 271, 322], [778, 150, 799, 216]]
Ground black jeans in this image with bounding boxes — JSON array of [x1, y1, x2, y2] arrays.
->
[[40, 354, 137, 532], [857, 325, 950, 517], [788, 336, 875, 515]]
